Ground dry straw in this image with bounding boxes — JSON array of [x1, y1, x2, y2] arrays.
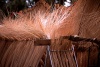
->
[[0, 1, 48, 67], [0, 0, 75, 67], [1, 0, 99, 66]]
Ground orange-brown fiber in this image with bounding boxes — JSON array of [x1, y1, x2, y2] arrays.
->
[[0, 0, 100, 67], [0, 1, 48, 67]]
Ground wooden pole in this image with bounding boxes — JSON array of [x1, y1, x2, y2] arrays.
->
[[34, 35, 100, 46]]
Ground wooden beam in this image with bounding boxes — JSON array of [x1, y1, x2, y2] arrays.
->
[[61, 35, 100, 44], [34, 39, 51, 46], [34, 35, 100, 46]]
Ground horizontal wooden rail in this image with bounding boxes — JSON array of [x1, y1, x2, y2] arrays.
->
[[34, 35, 100, 46], [62, 36, 100, 44], [34, 39, 51, 46]]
